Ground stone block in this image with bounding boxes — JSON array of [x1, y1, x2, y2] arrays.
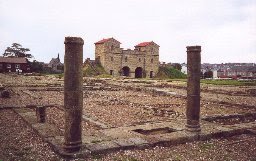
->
[[113, 139, 136, 149], [85, 141, 120, 154], [18, 112, 37, 124], [127, 137, 148, 146], [32, 123, 62, 137]]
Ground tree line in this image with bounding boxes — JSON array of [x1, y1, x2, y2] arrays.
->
[[2, 43, 48, 73]]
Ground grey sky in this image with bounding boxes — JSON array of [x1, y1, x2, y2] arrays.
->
[[0, 0, 255, 63]]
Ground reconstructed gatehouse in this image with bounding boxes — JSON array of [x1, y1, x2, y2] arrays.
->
[[94, 38, 159, 78]]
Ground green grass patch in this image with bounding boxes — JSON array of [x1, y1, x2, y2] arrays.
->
[[166, 78, 187, 82], [163, 78, 256, 86], [201, 79, 256, 86], [55, 73, 64, 79], [43, 73, 64, 79], [95, 74, 112, 78], [199, 142, 214, 151], [155, 66, 187, 79]]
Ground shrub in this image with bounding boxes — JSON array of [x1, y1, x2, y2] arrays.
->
[[155, 66, 187, 79]]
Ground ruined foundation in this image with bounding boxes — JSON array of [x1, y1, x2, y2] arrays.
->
[[186, 46, 201, 132], [63, 37, 84, 153]]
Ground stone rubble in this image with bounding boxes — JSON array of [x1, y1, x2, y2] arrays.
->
[[0, 73, 256, 160]]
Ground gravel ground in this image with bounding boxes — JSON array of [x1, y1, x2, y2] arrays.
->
[[46, 107, 103, 136], [0, 109, 61, 161], [1, 74, 256, 160], [92, 134, 256, 161], [0, 88, 64, 107], [1, 109, 255, 161], [112, 80, 256, 107], [1, 78, 256, 129]]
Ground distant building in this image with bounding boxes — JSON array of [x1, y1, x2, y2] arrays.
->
[[48, 53, 64, 73], [159, 62, 167, 67], [94, 38, 159, 78], [217, 69, 225, 78], [203, 63, 256, 79], [212, 70, 218, 78], [84, 58, 96, 65], [181, 65, 187, 74], [225, 66, 256, 78], [0, 56, 31, 73]]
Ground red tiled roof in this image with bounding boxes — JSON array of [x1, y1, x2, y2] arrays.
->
[[0, 57, 28, 63], [135, 41, 153, 47], [94, 38, 111, 44], [94, 38, 121, 45]]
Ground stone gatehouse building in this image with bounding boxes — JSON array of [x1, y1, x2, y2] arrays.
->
[[94, 38, 159, 78]]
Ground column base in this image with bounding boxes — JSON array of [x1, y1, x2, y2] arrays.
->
[[63, 140, 82, 153], [186, 124, 201, 132]]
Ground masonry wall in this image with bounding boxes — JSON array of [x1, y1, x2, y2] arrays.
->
[[95, 39, 159, 78]]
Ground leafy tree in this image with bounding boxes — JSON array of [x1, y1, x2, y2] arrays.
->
[[172, 63, 182, 71], [3, 43, 33, 58], [30, 60, 44, 73]]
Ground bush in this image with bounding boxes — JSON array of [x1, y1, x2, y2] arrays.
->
[[83, 62, 108, 77], [155, 66, 187, 79]]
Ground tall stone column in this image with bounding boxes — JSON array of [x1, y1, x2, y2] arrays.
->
[[64, 37, 84, 152], [186, 46, 201, 132]]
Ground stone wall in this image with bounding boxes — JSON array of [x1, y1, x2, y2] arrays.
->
[[95, 38, 159, 78]]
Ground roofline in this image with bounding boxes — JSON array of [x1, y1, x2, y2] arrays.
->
[[134, 41, 160, 47], [0, 57, 28, 63], [94, 37, 121, 45]]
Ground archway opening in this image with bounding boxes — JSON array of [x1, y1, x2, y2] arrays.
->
[[150, 71, 153, 78], [122, 66, 130, 77], [135, 67, 143, 78]]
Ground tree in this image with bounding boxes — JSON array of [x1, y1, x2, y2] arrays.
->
[[30, 60, 44, 73], [172, 63, 182, 71], [3, 43, 33, 58]]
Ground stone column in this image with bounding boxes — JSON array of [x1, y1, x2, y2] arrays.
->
[[36, 106, 46, 123], [186, 46, 201, 132], [63, 37, 84, 153]]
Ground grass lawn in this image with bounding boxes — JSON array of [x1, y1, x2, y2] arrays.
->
[[166, 79, 256, 86], [200, 79, 256, 86]]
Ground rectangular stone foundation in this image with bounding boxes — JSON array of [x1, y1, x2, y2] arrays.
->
[[12, 107, 256, 159]]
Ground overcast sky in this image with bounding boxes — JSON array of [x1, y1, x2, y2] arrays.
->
[[0, 0, 255, 63]]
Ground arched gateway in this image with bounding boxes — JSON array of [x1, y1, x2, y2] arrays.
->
[[135, 67, 143, 78], [122, 66, 130, 76]]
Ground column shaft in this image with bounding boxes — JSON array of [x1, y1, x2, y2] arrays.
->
[[64, 37, 84, 153], [186, 46, 201, 132]]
